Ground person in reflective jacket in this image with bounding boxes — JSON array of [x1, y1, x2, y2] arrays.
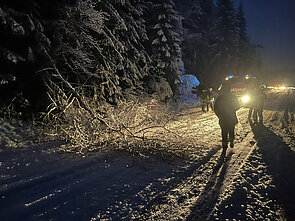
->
[[214, 84, 240, 152], [200, 90, 208, 112], [206, 88, 214, 111]]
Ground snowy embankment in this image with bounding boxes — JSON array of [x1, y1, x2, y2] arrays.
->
[[0, 90, 295, 220]]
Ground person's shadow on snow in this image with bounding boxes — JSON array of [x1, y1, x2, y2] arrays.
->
[[187, 150, 233, 220], [250, 122, 295, 220]]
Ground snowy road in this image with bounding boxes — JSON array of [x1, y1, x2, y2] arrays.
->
[[0, 90, 295, 220]]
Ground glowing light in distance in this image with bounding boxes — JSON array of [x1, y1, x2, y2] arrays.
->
[[279, 86, 286, 90]]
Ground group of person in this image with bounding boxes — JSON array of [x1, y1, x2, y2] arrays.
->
[[213, 84, 266, 154], [200, 88, 214, 112], [247, 85, 267, 124]]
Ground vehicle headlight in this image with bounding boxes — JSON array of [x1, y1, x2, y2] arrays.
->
[[241, 95, 250, 103]]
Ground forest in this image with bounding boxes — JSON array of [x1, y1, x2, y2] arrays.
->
[[0, 0, 260, 115], [2, 2, 295, 220], [0, 0, 263, 154]]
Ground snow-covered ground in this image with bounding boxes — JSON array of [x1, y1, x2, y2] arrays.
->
[[0, 90, 295, 220]]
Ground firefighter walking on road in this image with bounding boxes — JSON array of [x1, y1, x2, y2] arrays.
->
[[247, 85, 256, 120], [206, 88, 214, 111], [214, 84, 240, 153], [201, 90, 208, 112], [200, 88, 214, 112], [253, 85, 267, 124]]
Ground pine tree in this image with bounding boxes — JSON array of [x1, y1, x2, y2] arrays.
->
[[191, 0, 214, 33], [182, 0, 214, 85], [236, 3, 256, 73], [0, 0, 54, 112], [77, 0, 152, 102], [112, 0, 152, 88], [147, 0, 183, 94], [210, 0, 239, 85]]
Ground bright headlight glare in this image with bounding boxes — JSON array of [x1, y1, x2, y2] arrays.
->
[[242, 95, 250, 103]]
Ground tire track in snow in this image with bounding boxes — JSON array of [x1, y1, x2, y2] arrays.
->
[[133, 149, 223, 221], [132, 146, 220, 220], [188, 120, 257, 220], [134, 109, 257, 221]]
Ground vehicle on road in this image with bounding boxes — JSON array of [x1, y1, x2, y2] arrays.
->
[[222, 75, 258, 107]]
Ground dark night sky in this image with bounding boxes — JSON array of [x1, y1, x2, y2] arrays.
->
[[241, 0, 295, 73]]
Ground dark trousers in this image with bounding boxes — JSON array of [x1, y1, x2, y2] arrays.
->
[[253, 108, 263, 123], [248, 107, 253, 119], [221, 125, 235, 148], [206, 102, 213, 111], [201, 101, 206, 112]]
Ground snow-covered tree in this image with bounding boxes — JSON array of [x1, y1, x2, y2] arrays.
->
[[147, 0, 183, 95], [0, 0, 54, 112], [1, 0, 169, 111], [111, 0, 152, 89], [70, 0, 152, 102]]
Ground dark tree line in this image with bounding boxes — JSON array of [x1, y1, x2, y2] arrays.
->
[[181, 0, 261, 88], [0, 0, 260, 115]]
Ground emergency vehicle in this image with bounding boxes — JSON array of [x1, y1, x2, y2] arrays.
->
[[222, 75, 258, 107]]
